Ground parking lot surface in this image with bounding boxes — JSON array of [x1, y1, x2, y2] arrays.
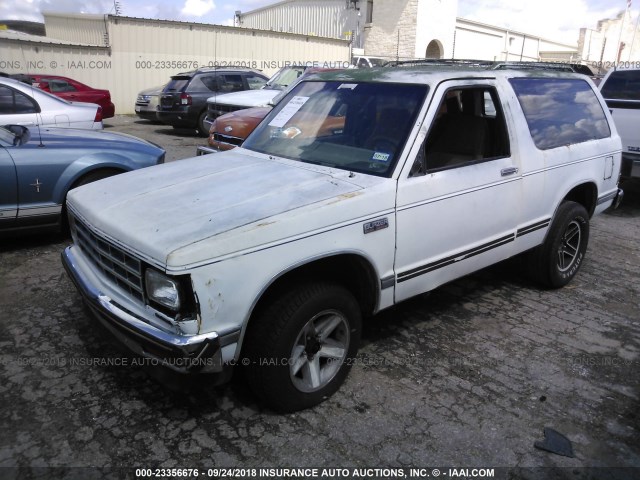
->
[[1, 116, 639, 478]]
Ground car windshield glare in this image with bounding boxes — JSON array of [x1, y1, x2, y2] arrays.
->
[[265, 67, 307, 90], [242, 80, 428, 177]]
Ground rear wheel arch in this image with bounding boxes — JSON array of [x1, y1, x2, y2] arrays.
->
[[559, 182, 598, 218]]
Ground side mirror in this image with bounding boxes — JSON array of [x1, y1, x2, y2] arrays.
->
[[5, 125, 31, 146]]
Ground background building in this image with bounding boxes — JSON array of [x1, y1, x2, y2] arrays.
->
[[0, 12, 350, 114], [237, 0, 576, 62], [237, 0, 368, 48], [579, 9, 640, 73]]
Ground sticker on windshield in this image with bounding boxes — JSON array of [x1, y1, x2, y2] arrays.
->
[[268, 96, 309, 128], [371, 152, 391, 163], [338, 84, 358, 90]]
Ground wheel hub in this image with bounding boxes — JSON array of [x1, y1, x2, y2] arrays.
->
[[289, 310, 350, 393], [305, 335, 322, 358]]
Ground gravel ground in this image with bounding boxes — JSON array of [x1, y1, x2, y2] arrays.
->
[[0, 116, 639, 479]]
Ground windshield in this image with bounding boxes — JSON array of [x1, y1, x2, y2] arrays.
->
[[242, 80, 428, 177], [0, 126, 16, 145], [265, 67, 307, 90], [164, 77, 190, 92], [369, 58, 387, 67]]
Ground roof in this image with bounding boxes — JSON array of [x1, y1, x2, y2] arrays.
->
[[0, 28, 107, 48], [307, 66, 585, 84]]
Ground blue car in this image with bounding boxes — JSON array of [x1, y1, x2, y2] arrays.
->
[[0, 124, 165, 236]]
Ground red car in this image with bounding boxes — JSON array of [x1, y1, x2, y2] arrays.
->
[[28, 74, 115, 118]]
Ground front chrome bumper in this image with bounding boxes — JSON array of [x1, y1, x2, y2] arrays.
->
[[196, 146, 218, 156], [62, 246, 236, 375]]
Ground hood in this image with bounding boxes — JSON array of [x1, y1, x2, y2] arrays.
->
[[67, 149, 389, 270], [138, 85, 165, 96], [213, 107, 270, 134], [34, 126, 160, 151], [207, 89, 280, 108]]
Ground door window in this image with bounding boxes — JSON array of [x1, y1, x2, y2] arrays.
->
[[411, 86, 510, 175], [219, 75, 244, 93], [245, 74, 267, 90], [0, 86, 38, 114], [47, 79, 77, 93]]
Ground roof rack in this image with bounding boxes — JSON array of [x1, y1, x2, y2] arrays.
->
[[491, 61, 574, 72], [386, 59, 494, 68], [387, 59, 594, 76]]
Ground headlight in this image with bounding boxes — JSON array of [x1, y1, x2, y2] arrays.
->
[[145, 269, 181, 311]]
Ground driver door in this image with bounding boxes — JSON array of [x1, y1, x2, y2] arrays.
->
[[394, 80, 522, 301]]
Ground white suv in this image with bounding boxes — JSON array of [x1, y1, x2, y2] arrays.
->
[[600, 66, 640, 178], [62, 68, 623, 412]]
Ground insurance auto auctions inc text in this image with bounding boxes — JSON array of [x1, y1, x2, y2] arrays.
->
[[177, 468, 496, 479]]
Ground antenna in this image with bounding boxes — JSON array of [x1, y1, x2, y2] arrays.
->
[[113, 1, 122, 15]]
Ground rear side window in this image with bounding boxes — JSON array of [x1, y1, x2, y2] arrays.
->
[[0, 86, 38, 114], [509, 78, 610, 150], [601, 70, 640, 100], [47, 79, 77, 93], [165, 77, 190, 92], [246, 74, 267, 90]]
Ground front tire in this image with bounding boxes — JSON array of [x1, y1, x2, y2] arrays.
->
[[196, 111, 209, 137], [243, 282, 362, 412], [528, 201, 590, 288]]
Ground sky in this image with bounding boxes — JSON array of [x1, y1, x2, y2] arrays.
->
[[0, 0, 632, 44]]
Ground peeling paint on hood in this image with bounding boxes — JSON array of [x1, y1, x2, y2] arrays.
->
[[67, 149, 380, 268]]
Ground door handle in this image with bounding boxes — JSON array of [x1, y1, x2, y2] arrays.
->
[[501, 167, 519, 176]]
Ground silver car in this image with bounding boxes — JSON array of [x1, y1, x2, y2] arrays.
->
[[0, 77, 103, 130], [135, 84, 165, 121]]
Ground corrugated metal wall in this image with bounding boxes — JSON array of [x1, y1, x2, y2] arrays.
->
[[240, 0, 358, 41], [43, 13, 108, 46], [0, 15, 349, 115]]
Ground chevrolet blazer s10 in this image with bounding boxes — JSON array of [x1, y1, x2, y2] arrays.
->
[[62, 68, 623, 412]]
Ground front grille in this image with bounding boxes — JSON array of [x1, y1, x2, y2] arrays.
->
[[207, 103, 241, 119], [74, 217, 145, 302], [213, 133, 243, 146]]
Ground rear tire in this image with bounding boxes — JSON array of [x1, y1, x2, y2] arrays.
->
[[527, 201, 590, 288], [243, 282, 362, 412]]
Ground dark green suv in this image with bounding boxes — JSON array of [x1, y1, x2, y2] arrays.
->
[[156, 67, 268, 136]]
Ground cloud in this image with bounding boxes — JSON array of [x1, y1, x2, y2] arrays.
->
[[458, 0, 622, 44], [180, 0, 215, 18], [0, 0, 114, 22]]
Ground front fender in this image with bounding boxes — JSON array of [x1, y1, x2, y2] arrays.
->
[[51, 153, 132, 204]]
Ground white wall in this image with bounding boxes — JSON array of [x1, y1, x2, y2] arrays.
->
[[454, 18, 577, 62], [415, 0, 458, 59], [578, 10, 640, 72]]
